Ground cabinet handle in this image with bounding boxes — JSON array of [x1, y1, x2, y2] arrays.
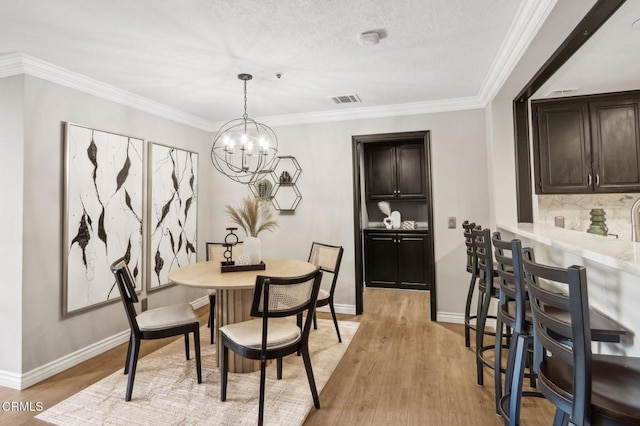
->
[[588, 174, 592, 186], [596, 174, 600, 186]]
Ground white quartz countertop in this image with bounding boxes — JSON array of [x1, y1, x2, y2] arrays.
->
[[498, 223, 640, 277]]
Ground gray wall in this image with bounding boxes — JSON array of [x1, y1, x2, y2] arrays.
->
[[0, 75, 25, 375], [18, 75, 213, 372], [2, 73, 491, 380], [209, 108, 491, 317]]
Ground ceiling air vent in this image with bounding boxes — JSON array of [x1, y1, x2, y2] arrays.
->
[[547, 88, 578, 97], [332, 94, 362, 104]]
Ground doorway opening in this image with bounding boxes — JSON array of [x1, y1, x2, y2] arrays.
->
[[351, 131, 436, 321]]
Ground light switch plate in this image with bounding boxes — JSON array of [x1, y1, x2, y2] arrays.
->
[[554, 216, 565, 228], [141, 298, 148, 312], [448, 217, 456, 229]]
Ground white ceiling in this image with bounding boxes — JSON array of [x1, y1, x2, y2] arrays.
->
[[4, 1, 635, 126], [534, 0, 640, 99], [0, 0, 530, 125]]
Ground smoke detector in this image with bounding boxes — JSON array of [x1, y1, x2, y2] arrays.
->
[[358, 31, 380, 46]]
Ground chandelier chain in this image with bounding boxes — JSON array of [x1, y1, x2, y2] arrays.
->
[[243, 80, 248, 120]]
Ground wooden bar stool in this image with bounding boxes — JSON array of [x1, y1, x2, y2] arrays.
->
[[492, 233, 543, 425], [523, 252, 640, 426], [472, 227, 510, 413], [463, 220, 478, 348]]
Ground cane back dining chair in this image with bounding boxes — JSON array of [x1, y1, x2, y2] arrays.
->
[[219, 267, 323, 426], [110, 258, 202, 401], [206, 241, 243, 344], [308, 242, 344, 342], [522, 252, 640, 426]]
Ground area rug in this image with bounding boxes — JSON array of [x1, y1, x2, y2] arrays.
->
[[37, 319, 359, 426]]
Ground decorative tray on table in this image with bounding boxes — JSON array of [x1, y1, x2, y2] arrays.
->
[[220, 261, 266, 273]]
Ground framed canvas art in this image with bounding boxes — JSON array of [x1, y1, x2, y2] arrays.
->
[[63, 123, 144, 316], [148, 142, 198, 291]]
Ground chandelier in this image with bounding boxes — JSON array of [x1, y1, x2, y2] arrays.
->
[[210, 73, 278, 184]]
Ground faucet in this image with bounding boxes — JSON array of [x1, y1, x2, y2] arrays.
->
[[632, 198, 640, 242]]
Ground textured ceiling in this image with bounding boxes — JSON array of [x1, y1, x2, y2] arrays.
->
[[2, 0, 525, 123], [534, 0, 640, 99]]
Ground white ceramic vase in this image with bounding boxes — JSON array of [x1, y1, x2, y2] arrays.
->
[[244, 236, 262, 265], [391, 211, 401, 229]]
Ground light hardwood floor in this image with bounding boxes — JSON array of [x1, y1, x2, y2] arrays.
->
[[0, 288, 555, 425]]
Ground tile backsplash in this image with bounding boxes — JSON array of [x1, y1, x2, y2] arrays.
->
[[536, 193, 640, 240]]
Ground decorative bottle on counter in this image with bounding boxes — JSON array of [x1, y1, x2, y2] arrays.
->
[[586, 208, 608, 236]]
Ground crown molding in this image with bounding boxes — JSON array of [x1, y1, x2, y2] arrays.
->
[[242, 96, 485, 128], [0, 52, 26, 77], [0, 53, 212, 131], [1, 0, 554, 136], [477, 0, 558, 106]]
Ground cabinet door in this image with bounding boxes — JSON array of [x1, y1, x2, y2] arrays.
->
[[534, 101, 592, 193], [396, 143, 426, 199], [397, 234, 429, 288], [591, 98, 640, 192], [366, 145, 396, 199], [364, 233, 397, 287]]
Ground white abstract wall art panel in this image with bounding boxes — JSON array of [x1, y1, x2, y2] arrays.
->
[[148, 143, 198, 290], [63, 123, 143, 316]]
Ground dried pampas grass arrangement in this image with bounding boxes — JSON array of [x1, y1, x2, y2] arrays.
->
[[378, 201, 392, 217], [225, 196, 279, 238]]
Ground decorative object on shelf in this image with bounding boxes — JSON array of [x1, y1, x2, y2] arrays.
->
[[390, 211, 401, 229], [270, 156, 303, 211], [402, 220, 416, 229], [210, 74, 278, 185], [378, 201, 393, 229], [279, 170, 292, 183], [224, 196, 278, 265], [252, 178, 273, 201], [377, 201, 391, 216], [587, 208, 608, 236]]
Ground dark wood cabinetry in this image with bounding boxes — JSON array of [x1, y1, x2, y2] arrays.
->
[[365, 142, 426, 200], [364, 230, 429, 290], [533, 91, 640, 194]]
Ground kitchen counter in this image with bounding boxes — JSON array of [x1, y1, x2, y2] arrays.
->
[[498, 222, 640, 356], [363, 227, 428, 233], [498, 223, 640, 276]]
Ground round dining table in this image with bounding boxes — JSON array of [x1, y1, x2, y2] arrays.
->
[[168, 257, 316, 373]]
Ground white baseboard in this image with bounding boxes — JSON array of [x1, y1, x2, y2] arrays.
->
[[436, 312, 465, 324], [316, 303, 356, 315], [2, 295, 211, 390], [0, 369, 22, 390], [191, 295, 209, 310], [18, 329, 131, 390]]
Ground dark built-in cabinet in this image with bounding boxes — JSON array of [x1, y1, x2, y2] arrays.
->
[[532, 91, 640, 194], [364, 229, 430, 290], [365, 142, 426, 200]]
